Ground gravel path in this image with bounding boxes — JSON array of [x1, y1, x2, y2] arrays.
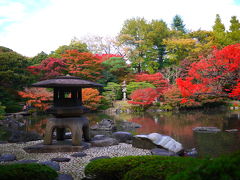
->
[[0, 140, 151, 179]]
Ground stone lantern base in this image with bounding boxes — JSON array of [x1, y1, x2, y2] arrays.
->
[[44, 116, 90, 146]]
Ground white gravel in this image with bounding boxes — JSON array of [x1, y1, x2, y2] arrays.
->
[[0, 140, 151, 180]]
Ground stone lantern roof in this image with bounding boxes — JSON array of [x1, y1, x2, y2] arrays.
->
[[32, 75, 103, 88]]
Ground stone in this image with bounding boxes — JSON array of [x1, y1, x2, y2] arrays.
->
[[0, 154, 17, 162], [113, 131, 133, 143], [119, 121, 142, 129], [150, 148, 177, 156], [132, 136, 159, 149], [91, 137, 119, 147], [40, 161, 60, 171], [225, 129, 239, 132], [92, 135, 107, 141], [23, 140, 90, 153], [51, 157, 71, 162], [57, 174, 74, 180], [133, 133, 184, 154], [90, 156, 111, 161], [44, 117, 90, 146], [17, 160, 38, 164], [71, 152, 87, 158], [193, 127, 221, 133], [185, 148, 198, 157], [8, 130, 42, 143], [90, 119, 116, 131]]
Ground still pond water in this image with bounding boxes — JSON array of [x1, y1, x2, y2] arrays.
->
[[22, 109, 240, 157]]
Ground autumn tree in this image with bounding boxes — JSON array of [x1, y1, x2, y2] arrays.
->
[[61, 50, 103, 81], [18, 88, 53, 111], [119, 17, 149, 73], [134, 72, 169, 93], [50, 38, 88, 58], [28, 57, 68, 80], [128, 88, 158, 108], [82, 88, 103, 110], [177, 44, 240, 104], [229, 80, 240, 100]]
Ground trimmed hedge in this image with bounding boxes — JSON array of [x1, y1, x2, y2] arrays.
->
[[169, 152, 240, 180], [84, 155, 200, 180], [123, 157, 202, 180], [84, 151, 240, 180], [0, 163, 58, 180]]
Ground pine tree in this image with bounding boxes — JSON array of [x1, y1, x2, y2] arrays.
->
[[228, 16, 240, 43], [212, 14, 228, 47], [171, 15, 186, 33]]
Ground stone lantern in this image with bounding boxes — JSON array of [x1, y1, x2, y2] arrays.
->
[[32, 75, 102, 146]]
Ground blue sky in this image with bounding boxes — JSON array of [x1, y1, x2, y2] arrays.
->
[[0, 0, 240, 57]]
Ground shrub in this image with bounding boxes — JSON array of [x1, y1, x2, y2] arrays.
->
[[84, 156, 169, 180], [169, 151, 240, 180], [84, 156, 201, 180], [0, 102, 6, 120], [123, 157, 201, 180], [126, 82, 155, 97], [0, 163, 58, 180]]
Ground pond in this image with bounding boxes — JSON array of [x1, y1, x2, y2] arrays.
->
[[3, 109, 240, 157]]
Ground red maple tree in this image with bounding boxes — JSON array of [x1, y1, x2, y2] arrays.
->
[[61, 50, 103, 81], [177, 43, 240, 103], [128, 88, 158, 107], [135, 72, 169, 93], [18, 88, 53, 111], [28, 57, 67, 80]]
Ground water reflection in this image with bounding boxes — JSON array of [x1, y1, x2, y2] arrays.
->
[[24, 110, 240, 157]]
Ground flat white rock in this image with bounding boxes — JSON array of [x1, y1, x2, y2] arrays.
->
[[135, 133, 183, 153]]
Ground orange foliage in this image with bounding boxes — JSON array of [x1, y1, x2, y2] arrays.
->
[[82, 88, 103, 110], [18, 88, 52, 111], [61, 50, 103, 81]]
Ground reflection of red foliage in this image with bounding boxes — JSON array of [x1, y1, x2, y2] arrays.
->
[[27, 118, 48, 136], [128, 88, 158, 106]]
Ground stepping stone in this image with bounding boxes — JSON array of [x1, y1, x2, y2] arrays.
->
[[113, 131, 133, 143], [0, 154, 16, 162], [90, 156, 111, 161], [57, 174, 74, 180], [51, 157, 71, 162], [17, 160, 38, 164], [91, 137, 118, 147], [71, 152, 87, 158], [40, 161, 60, 171], [150, 148, 177, 156]]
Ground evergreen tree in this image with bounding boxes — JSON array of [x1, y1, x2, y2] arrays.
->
[[212, 14, 229, 47], [171, 15, 186, 33], [228, 16, 240, 43]]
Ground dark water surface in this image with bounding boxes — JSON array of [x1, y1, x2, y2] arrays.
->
[[8, 110, 240, 157]]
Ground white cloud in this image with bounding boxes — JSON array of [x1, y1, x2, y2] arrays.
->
[[0, 0, 240, 57]]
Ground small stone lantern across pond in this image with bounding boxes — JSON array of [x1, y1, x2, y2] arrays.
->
[[32, 75, 102, 146]]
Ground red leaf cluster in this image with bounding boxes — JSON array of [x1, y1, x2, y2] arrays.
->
[[135, 72, 169, 93], [128, 88, 158, 106]]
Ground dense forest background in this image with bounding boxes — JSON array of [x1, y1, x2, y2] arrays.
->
[[0, 14, 239, 115]]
